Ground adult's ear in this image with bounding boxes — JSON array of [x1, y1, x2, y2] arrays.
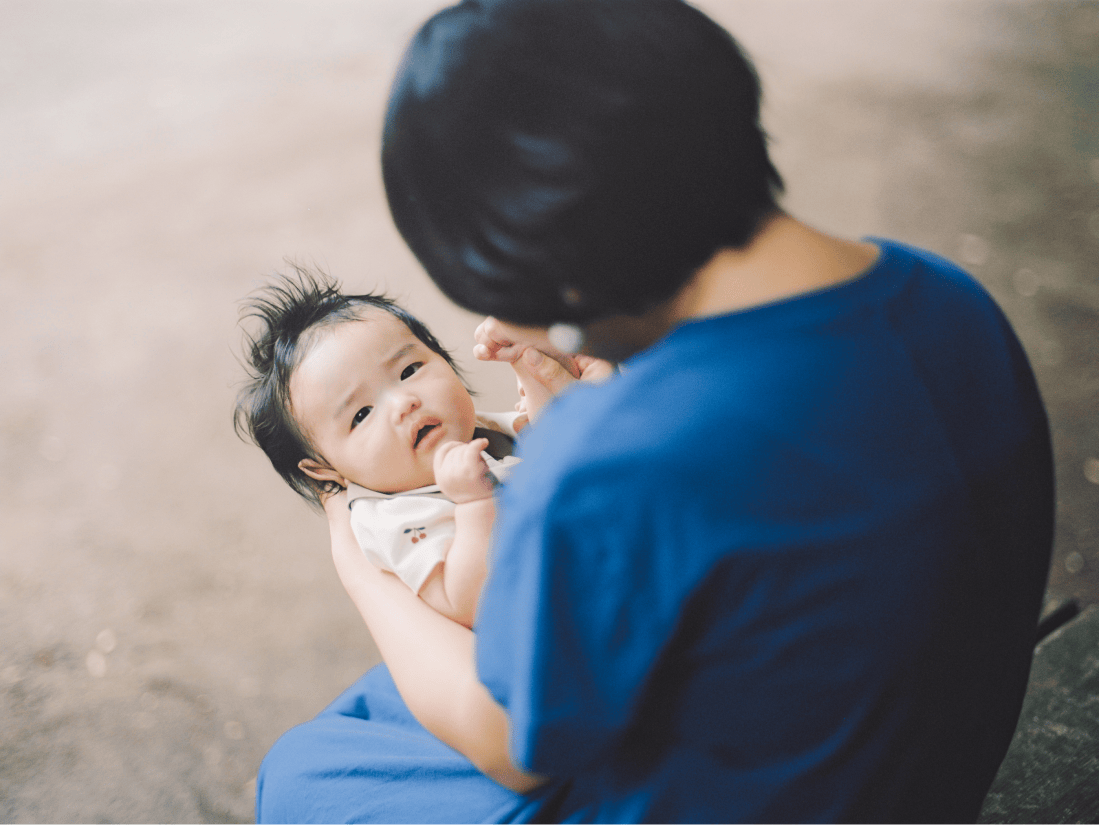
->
[[298, 458, 346, 487]]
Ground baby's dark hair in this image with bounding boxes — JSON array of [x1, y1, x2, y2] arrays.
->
[[234, 264, 462, 509]]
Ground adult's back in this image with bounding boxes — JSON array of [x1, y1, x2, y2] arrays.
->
[[476, 239, 1054, 821]]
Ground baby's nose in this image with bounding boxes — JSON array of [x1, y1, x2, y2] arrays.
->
[[390, 390, 421, 421]]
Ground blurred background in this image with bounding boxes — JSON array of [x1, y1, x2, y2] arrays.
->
[[1, 1, 1096, 821]]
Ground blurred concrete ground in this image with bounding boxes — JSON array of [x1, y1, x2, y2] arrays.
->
[[0, 1, 1096, 822]]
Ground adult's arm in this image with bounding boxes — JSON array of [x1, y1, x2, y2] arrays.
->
[[325, 491, 545, 794]]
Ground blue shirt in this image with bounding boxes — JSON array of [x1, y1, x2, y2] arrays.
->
[[476, 239, 1053, 821]]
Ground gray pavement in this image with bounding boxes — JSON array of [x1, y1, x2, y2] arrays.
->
[[1, 1, 1096, 822]]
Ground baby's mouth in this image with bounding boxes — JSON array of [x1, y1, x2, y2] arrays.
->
[[413, 423, 439, 448]]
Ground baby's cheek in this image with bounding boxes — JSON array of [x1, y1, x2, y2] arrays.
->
[[454, 388, 477, 441]]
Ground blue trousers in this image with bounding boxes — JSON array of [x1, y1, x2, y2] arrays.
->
[[256, 665, 551, 823]]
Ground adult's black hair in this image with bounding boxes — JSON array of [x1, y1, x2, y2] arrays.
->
[[382, 0, 784, 326], [233, 264, 461, 509]]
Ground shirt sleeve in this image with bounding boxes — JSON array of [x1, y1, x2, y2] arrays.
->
[[349, 496, 457, 594], [475, 423, 699, 775]]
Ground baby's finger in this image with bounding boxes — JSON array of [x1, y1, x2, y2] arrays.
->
[[474, 316, 513, 346], [457, 439, 491, 476], [474, 317, 534, 364], [448, 437, 487, 465], [474, 341, 524, 363], [432, 438, 462, 468], [474, 318, 513, 353]]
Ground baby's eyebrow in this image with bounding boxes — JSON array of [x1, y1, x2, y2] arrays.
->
[[334, 389, 362, 419], [384, 342, 415, 369]]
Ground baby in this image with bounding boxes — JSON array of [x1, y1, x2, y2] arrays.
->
[[234, 267, 523, 628]]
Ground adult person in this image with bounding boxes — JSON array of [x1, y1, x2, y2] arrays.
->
[[256, 0, 1055, 821]]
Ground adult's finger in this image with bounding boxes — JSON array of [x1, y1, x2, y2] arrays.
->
[[575, 355, 618, 384], [322, 488, 349, 522], [511, 347, 577, 422]]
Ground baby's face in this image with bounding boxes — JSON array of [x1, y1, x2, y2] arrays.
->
[[290, 310, 476, 494]]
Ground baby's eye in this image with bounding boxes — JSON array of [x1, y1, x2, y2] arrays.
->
[[400, 362, 423, 380], [351, 406, 372, 428]]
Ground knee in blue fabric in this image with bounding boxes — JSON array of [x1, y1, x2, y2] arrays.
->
[[255, 665, 541, 823]]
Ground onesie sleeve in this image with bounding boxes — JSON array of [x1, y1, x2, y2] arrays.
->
[[475, 421, 696, 776], [349, 496, 457, 594]]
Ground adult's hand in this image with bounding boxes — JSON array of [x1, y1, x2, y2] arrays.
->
[[474, 317, 617, 423], [511, 347, 616, 423]]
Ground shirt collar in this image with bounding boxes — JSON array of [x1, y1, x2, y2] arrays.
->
[[345, 480, 443, 504]]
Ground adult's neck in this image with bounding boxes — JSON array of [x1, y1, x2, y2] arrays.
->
[[580, 213, 880, 361], [668, 212, 880, 325]]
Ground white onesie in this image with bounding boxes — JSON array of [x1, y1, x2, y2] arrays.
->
[[346, 411, 521, 593]]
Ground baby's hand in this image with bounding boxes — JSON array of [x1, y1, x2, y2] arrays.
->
[[434, 438, 495, 504], [473, 316, 527, 365]]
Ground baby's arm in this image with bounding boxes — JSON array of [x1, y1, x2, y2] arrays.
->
[[325, 490, 543, 792], [417, 438, 496, 628]]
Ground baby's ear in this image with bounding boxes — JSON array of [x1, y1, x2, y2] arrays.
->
[[298, 458, 346, 487]]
